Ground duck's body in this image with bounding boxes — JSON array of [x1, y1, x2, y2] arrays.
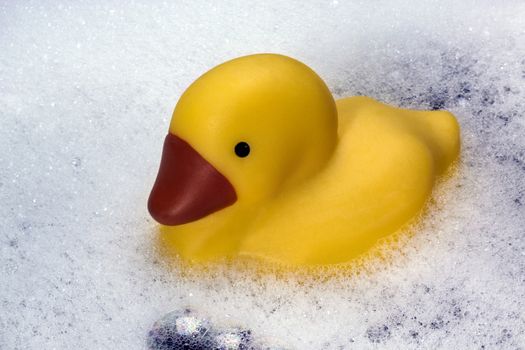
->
[[241, 97, 459, 265], [149, 54, 460, 267]]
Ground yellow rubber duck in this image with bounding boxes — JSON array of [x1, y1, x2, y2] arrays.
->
[[148, 54, 460, 266]]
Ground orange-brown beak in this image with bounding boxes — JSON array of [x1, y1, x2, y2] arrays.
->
[[148, 134, 237, 225]]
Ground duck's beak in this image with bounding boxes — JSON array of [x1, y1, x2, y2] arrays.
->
[[148, 133, 237, 226]]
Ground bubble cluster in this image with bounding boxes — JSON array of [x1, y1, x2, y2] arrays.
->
[[147, 309, 277, 350], [147, 310, 212, 350]]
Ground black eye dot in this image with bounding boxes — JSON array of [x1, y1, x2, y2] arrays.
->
[[234, 142, 250, 158]]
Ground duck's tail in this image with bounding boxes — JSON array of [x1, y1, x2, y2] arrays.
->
[[415, 109, 461, 174], [336, 96, 460, 175]]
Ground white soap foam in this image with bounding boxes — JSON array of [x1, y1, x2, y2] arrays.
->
[[1, 1, 524, 349]]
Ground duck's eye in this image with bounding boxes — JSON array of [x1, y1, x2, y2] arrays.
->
[[234, 142, 250, 158]]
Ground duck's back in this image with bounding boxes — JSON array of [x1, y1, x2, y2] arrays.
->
[[239, 97, 460, 266]]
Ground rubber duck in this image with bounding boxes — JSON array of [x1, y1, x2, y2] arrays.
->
[[148, 54, 460, 266]]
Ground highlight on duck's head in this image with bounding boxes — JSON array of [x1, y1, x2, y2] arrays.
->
[[149, 54, 338, 225]]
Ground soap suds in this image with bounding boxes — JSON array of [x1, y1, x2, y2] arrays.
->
[[1, 1, 524, 349]]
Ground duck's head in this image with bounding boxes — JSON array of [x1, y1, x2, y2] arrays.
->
[[148, 54, 337, 226]]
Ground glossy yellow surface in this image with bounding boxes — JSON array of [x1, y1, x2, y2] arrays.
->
[[158, 54, 460, 266]]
